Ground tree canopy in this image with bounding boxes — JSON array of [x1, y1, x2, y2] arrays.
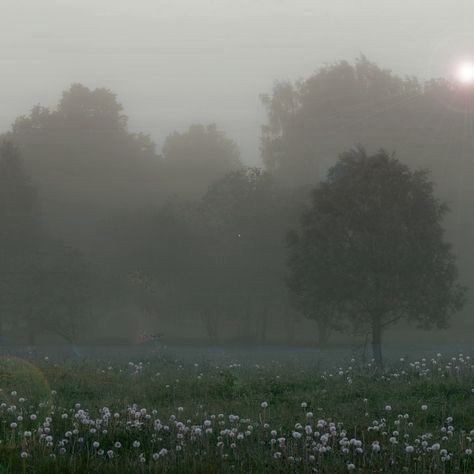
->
[[162, 123, 242, 198], [287, 147, 466, 365]]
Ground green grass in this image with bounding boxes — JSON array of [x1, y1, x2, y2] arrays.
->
[[0, 351, 472, 472]]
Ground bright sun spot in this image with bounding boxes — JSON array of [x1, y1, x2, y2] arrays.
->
[[456, 61, 474, 84]]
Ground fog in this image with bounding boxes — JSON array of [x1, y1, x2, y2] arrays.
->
[[1, 0, 474, 352], [2, 3, 474, 472], [3, 0, 474, 164]]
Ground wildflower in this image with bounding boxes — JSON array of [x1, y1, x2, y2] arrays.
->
[[261, 401, 268, 409], [20, 451, 28, 459]]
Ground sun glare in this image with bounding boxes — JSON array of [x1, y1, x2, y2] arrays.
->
[[456, 61, 474, 84]]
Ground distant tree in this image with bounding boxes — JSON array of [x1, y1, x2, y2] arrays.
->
[[197, 168, 292, 342], [261, 56, 421, 186], [121, 168, 298, 344], [4, 84, 160, 248], [162, 124, 242, 197], [0, 141, 40, 337], [287, 147, 466, 366]]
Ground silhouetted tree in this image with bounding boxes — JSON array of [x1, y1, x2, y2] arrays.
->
[[287, 147, 466, 366]]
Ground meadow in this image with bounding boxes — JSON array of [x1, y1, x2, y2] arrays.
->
[[0, 345, 472, 473]]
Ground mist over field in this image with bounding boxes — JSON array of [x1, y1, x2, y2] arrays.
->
[[0, 1, 473, 472]]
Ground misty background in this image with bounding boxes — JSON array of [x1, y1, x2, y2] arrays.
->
[[1, 0, 474, 347], [3, 0, 474, 164]]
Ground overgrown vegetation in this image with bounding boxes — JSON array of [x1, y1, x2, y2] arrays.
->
[[0, 350, 472, 472]]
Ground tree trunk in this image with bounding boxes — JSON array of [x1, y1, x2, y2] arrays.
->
[[371, 316, 383, 368], [201, 310, 219, 345], [316, 320, 330, 347], [28, 323, 36, 346], [257, 303, 269, 344]]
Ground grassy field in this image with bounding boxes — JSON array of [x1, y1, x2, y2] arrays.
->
[[0, 346, 472, 473]]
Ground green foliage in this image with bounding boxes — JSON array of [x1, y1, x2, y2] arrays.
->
[[0, 351, 471, 473], [287, 147, 466, 364]]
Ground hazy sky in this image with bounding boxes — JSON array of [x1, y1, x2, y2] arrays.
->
[[2, 0, 474, 163]]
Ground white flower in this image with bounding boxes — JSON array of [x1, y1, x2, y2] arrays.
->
[[385, 405, 392, 412], [20, 451, 28, 459], [421, 405, 428, 411], [93, 441, 100, 448], [132, 441, 140, 448], [406, 446, 414, 453], [261, 401, 268, 409]]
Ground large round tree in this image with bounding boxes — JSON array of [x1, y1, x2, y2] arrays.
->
[[287, 146, 466, 366]]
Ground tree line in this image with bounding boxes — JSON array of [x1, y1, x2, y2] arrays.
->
[[0, 57, 470, 361]]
